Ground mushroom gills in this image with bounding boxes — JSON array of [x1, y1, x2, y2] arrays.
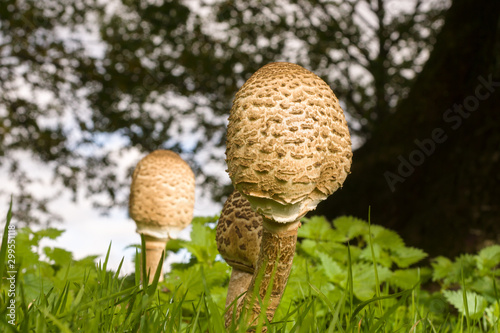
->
[[239, 191, 322, 224], [135, 223, 182, 240]]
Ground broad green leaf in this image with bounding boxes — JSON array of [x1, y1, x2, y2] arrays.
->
[[35, 228, 65, 240], [14, 228, 40, 267], [287, 255, 332, 294], [164, 261, 229, 311], [165, 238, 187, 253], [455, 254, 478, 283], [432, 256, 453, 282], [469, 276, 500, 303], [185, 222, 218, 265], [389, 268, 431, 290], [347, 262, 392, 301], [485, 302, 500, 324], [43, 247, 73, 266], [282, 255, 335, 319], [57, 258, 98, 283], [391, 246, 427, 268], [318, 252, 345, 284], [299, 216, 338, 241], [76, 255, 99, 267], [22, 272, 55, 304], [359, 244, 393, 268], [368, 225, 405, 250], [432, 254, 476, 286], [209, 285, 230, 312], [332, 216, 369, 241], [477, 245, 500, 273], [443, 289, 488, 320], [192, 215, 219, 225], [298, 238, 351, 263], [298, 238, 320, 257]]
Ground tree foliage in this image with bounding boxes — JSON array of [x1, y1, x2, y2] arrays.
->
[[0, 0, 448, 224], [314, 0, 500, 256]]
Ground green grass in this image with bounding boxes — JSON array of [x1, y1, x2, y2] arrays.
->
[[1, 202, 500, 332]]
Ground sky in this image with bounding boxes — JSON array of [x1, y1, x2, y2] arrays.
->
[[0, 0, 450, 277]]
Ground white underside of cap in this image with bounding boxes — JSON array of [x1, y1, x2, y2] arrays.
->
[[135, 225, 182, 240], [245, 195, 321, 223]]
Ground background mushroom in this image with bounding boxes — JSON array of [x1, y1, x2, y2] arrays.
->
[[226, 62, 352, 325], [216, 190, 263, 327], [129, 149, 195, 283]]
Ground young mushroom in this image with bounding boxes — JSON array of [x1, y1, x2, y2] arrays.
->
[[216, 190, 263, 327], [226, 62, 352, 326], [129, 150, 195, 283]]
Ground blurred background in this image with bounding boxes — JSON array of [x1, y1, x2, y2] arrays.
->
[[0, 0, 498, 273]]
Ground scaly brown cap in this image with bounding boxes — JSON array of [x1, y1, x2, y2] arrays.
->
[[216, 190, 263, 273], [226, 62, 352, 223], [129, 150, 195, 240]]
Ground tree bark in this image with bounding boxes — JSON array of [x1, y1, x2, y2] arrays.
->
[[313, 0, 500, 257]]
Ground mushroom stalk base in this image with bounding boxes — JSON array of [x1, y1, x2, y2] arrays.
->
[[236, 218, 299, 330], [225, 268, 254, 327], [142, 235, 167, 283]]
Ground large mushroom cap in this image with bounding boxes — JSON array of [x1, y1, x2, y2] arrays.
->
[[216, 190, 263, 273], [129, 150, 195, 239], [226, 62, 352, 223]]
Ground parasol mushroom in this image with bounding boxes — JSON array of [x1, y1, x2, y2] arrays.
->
[[129, 149, 195, 283], [216, 190, 263, 327], [226, 62, 352, 326]]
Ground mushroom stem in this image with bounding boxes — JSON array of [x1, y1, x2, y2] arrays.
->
[[143, 235, 167, 283], [238, 218, 300, 327], [225, 268, 254, 327]]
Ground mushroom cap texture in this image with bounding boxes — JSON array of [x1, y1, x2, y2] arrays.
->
[[129, 150, 195, 240], [216, 190, 263, 273], [226, 62, 352, 223]]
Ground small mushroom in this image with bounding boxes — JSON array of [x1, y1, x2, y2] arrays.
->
[[216, 190, 263, 327], [226, 62, 352, 325], [129, 150, 195, 283]]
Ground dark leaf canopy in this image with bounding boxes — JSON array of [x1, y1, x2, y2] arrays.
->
[[0, 0, 448, 224]]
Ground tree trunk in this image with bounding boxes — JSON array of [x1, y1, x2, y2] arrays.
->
[[313, 0, 500, 257]]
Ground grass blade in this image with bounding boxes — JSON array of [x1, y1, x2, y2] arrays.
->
[[0, 197, 14, 280], [367, 207, 383, 317], [351, 288, 414, 320], [460, 261, 471, 332], [347, 242, 354, 320], [141, 234, 148, 286], [200, 266, 224, 331]]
